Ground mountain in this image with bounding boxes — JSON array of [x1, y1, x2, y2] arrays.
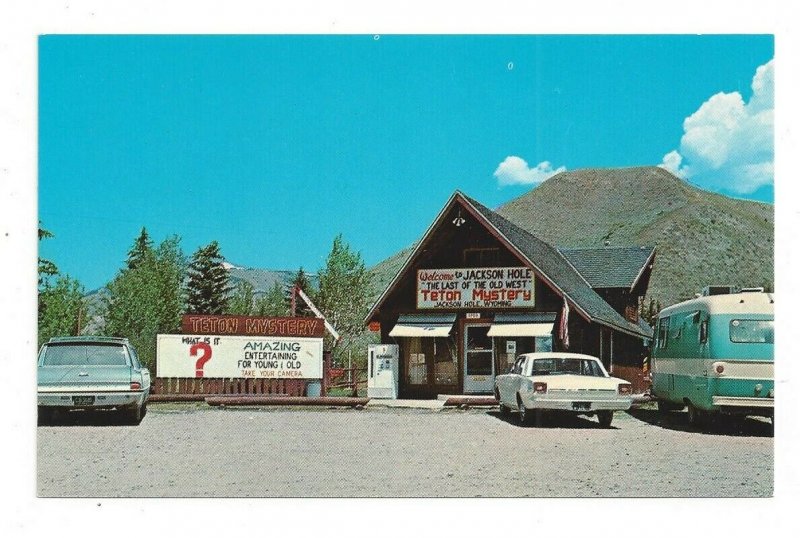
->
[[369, 167, 773, 307]]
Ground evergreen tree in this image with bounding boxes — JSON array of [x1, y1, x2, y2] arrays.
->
[[38, 223, 58, 287], [104, 233, 186, 369], [256, 282, 290, 316], [286, 267, 315, 316], [227, 280, 256, 315], [186, 240, 231, 315], [317, 234, 374, 362], [127, 227, 154, 270]]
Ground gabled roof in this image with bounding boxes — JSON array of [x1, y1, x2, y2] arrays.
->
[[558, 246, 655, 290], [366, 191, 653, 340], [461, 194, 652, 339]]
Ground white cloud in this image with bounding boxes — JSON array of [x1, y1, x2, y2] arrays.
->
[[494, 156, 566, 186], [660, 59, 774, 195]]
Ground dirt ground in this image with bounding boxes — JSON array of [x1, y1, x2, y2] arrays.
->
[[37, 404, 773, 497]]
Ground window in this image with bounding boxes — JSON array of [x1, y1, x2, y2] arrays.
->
[[528, 357, 607, 378], [656, 317, 670, 349], [41, 343, 129, 366], [463, 247, 500, 266], [699, 319, 708, 344], [730, 319, 774, 344]]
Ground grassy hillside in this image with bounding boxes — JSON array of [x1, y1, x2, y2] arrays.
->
[[368, 167, 773, 308]]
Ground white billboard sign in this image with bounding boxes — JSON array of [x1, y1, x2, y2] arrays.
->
[[417, 267, 535, 309], [156, 334, 323, 379]]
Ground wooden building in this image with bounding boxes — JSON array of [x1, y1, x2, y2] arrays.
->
[[365, 191, 655, 398]]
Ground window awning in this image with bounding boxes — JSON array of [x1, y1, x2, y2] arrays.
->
[[487, 312, 556, 338], [487, 323, 554, 337], [389, 313, 456, 338]]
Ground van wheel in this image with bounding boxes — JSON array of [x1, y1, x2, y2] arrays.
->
[[657, 400, 683, 413], [687, 403, 705, 427]]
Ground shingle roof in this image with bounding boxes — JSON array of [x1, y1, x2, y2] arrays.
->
[[558, 246, 655, 289], [459, 193, 653, 340]]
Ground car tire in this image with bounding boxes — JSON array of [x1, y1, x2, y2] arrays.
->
[[499, 403, 510, 417], [597, 411, 614, 428], [125, 403, 145, 425], [37, 406, 52, 426], [517, 397, 530, 425]]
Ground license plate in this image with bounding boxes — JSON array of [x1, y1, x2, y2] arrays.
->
[[572, 401, 591, 411], [72, 396, 95, 405]]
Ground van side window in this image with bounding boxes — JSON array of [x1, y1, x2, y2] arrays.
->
[[656, 317, 670, 349]]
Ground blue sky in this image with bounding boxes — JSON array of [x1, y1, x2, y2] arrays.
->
[[38, 35, 774, 291]]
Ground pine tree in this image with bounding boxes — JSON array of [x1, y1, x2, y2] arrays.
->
[[38, 223, 58, 287], [127, 227, 154, 270], [104, 233, 186, 369], [286, 267, 315, 316], [186, 240, 231, 315], [317, 234, 374, 362]]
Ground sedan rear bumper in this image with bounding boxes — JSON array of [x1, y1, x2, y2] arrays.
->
[[524, 397, 632, 412], [38, 390, 147, 409]]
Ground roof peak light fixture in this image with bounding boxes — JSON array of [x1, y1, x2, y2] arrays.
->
[[452, 208, 466, 227]]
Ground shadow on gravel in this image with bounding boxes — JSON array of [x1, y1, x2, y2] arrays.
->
[[626, 408, 773, 437], [38, 410, 138, 428], [486, 410, 618, 430]]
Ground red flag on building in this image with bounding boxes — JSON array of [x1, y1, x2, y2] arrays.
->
[[559, 296, 570, 349]]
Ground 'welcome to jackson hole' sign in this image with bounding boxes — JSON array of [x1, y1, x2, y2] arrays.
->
[[417, 267, 535, 309]]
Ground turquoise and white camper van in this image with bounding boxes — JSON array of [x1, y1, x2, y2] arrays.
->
[[651, 287, 774, 426]]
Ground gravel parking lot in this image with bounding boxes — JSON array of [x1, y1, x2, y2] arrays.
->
[[37, 404, 773, 497]]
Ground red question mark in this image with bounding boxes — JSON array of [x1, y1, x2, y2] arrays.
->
[[190, 342, 213, 378]]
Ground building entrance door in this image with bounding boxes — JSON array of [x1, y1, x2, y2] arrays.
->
[[463, 324, 494, 393]]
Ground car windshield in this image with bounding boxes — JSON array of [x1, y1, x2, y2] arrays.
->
[[41, 343, 129, 366], [529, 358, 606, 377], [729, 319, 774, 344]]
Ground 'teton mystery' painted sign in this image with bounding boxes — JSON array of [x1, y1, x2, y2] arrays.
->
[[417, 267, 535, 309], [181, 314, 325, 338], [157, 334, 323, 379]]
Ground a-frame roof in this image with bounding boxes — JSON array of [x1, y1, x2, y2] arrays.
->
[[366, 191, 653, 340]]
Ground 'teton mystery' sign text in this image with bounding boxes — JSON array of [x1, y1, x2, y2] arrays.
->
[[181, 314, 325, 338], [417, 267, 534, 309]]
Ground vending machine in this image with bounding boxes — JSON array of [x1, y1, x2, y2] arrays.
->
[[367, 344, 399, 399]]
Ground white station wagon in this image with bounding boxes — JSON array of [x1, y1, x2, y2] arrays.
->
[[494, 352, 633, 427]]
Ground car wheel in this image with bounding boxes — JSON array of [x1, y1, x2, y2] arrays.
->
[[499, 403, 510, 417], [517, 397, 530, 425], [597, 411, 614, 428], [37, 406, 52, 426], [125, 403, 144, 425]]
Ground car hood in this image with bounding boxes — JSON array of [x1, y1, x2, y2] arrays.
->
[[530, 374, 625, 391], [38, 365, 132, 389]]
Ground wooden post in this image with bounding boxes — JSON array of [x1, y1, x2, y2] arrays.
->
[[322, 350, 332, 397]]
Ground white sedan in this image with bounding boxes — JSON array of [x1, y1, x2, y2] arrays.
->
[[494, 352, 632, 427]]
